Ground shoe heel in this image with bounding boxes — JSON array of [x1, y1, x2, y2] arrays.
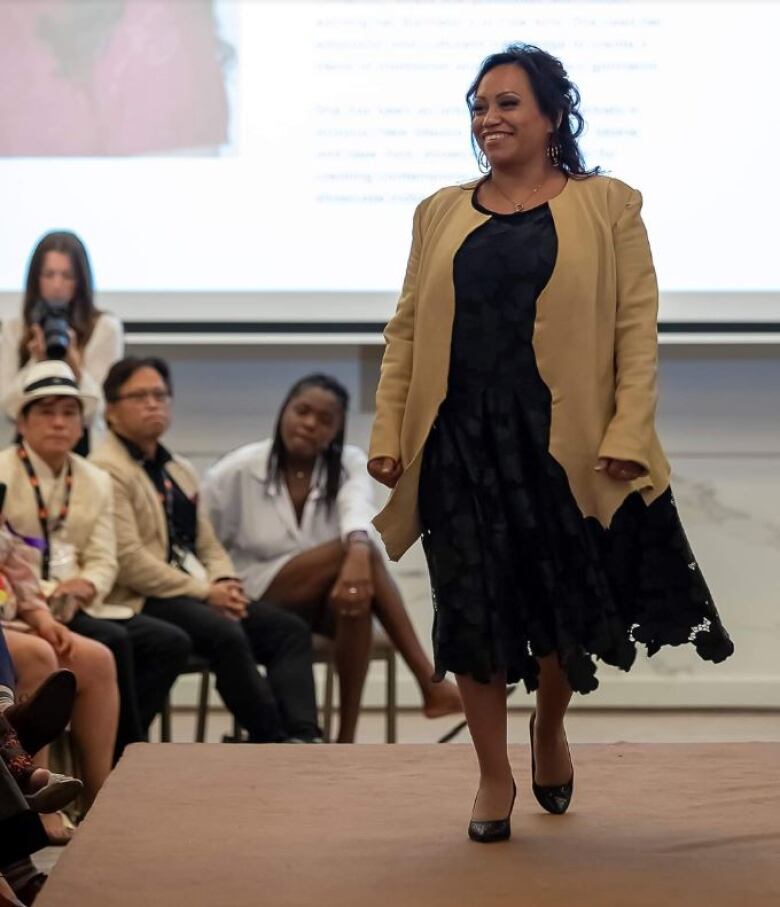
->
[[530, 712, 574, 815], [467, 780, 516, 843]]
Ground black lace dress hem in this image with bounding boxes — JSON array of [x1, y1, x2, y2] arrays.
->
[[418, 199, 734, 695]]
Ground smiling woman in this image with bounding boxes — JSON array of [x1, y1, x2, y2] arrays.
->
[[367, 42, 734, 842]]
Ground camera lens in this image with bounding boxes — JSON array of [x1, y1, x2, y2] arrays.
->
[[31, 300, 70, 360]]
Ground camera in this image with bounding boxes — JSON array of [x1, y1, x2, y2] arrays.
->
[[30, 299, 71, 360]]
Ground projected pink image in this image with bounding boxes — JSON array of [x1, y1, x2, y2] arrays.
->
[[0, 0, 232, 157]]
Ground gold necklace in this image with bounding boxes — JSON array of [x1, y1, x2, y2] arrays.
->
[[489, 176, 546, 213]]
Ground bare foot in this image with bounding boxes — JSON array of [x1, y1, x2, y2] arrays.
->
[[422, 680, 462, 718], [533, 718, 573, 787], [471, 773, 515, 822]]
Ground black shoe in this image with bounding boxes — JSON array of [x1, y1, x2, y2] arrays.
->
[[529, 711, 573, 815], [467, 780, 516, 843], [4, 670, 76, 757]]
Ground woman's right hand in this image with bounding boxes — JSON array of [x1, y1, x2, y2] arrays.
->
[[26, 324, 46, 362], [367, 457, 403, 489]]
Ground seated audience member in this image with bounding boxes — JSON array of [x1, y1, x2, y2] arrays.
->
[[0, 652, 80, 906], [0, 435, 117, 844], [202, 374, 462, 743], [91, 357, 320, 743], [0, 643, 80, 813], [0, 361, 187, 775], [0, 230, 124, 454]]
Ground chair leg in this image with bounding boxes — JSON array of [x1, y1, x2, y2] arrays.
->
[[323, 660, 335, 743], [160, 696, 171, 743], [195, 670, 210, 743], [386, 652, 397, 744]]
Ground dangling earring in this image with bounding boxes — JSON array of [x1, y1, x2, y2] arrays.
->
[[477, 149, 490, 174], [547, 134, 562, 167]]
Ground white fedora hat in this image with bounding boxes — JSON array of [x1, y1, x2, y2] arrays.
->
[[15, 360, 99, 420]]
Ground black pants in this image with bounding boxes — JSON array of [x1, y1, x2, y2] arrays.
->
[[0, 760, 47, 862], [69, 611, 191, 761], [143, 597, 319, 743]]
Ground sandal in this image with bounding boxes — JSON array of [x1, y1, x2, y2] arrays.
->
[[24, 773, 82, 815], [0, 713, 83, 814]]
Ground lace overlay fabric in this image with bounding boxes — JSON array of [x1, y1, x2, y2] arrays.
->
[[418, 201, 734, 694]]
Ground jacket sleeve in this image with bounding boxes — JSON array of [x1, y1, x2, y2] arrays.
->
[[84, 315, 124, 391], [195, 504, 236, 582], [201, 460, 237, 548], [109, 468, 211, 602], [368, 202, 423, 463], [77, 471, 118, 601], [598, 187, 659, 474], [336, 447, 378, 538]]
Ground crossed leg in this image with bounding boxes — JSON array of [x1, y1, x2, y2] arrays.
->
[[6, 629, 119, 810], [265, 540, 461, 742]]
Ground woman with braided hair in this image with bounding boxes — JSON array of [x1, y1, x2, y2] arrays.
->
[[204, 374, 462, 743]]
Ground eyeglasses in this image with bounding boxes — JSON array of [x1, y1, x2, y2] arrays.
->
[[113, 390, 171, 404]]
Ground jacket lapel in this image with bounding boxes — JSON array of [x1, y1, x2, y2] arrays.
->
[[248, 453, 301, 541], [106, 433, 169, 549]]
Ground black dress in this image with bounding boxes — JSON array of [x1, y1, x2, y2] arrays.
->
[[418, 197, 734, 694]]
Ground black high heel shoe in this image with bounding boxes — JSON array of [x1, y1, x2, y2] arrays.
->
[[529, 712, 574, 815], [467, 780, 516, 843]]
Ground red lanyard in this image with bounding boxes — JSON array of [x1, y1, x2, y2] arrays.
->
[[16, 444, 73, 580], [155, 470, 184, 556], [157, 472, 175, 528]]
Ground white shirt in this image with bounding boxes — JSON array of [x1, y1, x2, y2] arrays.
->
[[202, 439, 379, 601], [0, 312, 124, 441]]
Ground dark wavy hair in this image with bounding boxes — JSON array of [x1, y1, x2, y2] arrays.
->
[[268, 374, 350, 514], [20, 231, 100, 367], [466, 43, 600, 177]]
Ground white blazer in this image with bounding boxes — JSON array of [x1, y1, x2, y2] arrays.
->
[[0, 312, 124, 441], [0, 444, 119, 617], [202, 439, 378, 601]]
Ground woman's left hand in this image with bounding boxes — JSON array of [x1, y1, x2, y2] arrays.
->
[[64, 329, 82, 380], [595, 458, 646, 481], [25, 609, 75, 659], [330, 547, 374, 618]]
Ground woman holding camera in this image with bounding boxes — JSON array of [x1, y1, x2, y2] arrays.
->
[[1, 231, 124, 453]]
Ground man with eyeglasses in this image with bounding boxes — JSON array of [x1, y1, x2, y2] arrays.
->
[[91, 357, 320, 743]]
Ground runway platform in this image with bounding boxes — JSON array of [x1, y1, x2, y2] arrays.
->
[[37, 741, 780, 906]]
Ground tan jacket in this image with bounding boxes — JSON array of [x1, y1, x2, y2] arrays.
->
[[369, 175, 670, 560], [90, 432, 234, 614], [0, 445, 117, 616]]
